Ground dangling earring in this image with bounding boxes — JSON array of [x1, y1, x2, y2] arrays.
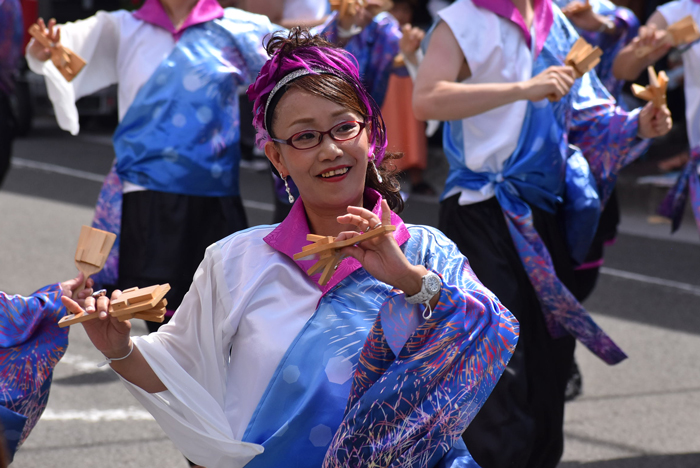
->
[[371, 159, 383, 184], [283, 176, 295, 203]]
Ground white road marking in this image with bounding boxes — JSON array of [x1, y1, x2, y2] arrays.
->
[[12, 158, 105, 183], [60, 353, 109, 372], [41, 407, 154, 422], [601, 267, 700, 297], [10, 158, 275, 212]]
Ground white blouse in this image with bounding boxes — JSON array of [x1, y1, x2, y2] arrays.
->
[[123, 225, 322, 467], [438, 0, 533, 205]]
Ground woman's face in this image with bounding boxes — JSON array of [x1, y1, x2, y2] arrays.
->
[[265, 88, 370, 212]]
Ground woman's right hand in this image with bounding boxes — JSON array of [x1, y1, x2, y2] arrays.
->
[[61, 290, 132, 359], [521, 66, 576, 102], [27, 18, 61, 62]]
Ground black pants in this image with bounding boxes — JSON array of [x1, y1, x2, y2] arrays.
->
[[439, 195, 577, 468], [0, 91, 16, 188], [119, 191, 248, 332], [571, 189, 620, 302]]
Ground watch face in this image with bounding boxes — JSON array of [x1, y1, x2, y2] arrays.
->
[[425, 274, 441, 295]]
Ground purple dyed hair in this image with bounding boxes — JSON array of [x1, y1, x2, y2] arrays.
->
[[246, 29, 388, 165]]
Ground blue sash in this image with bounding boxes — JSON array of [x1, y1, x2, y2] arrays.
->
[[241, 268, 392, 467], [114, 11, 271, 197], [443, 101, 624, 365]]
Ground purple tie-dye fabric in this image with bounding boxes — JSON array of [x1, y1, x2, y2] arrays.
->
[[0, 0, 23, 95], [0, 285, 69, 447], [90, 163, 121, 287], [569, 99, 648, 207], [504, 203, 626, 363], [659, 147, 700, 233], [577, 5, 640, 103]]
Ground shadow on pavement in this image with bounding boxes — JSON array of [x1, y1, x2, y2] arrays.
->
[[560, 453, 700, 467], [53, 371, 120, 386]]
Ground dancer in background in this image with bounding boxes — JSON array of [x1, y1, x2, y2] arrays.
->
[[613, 0, 700, 235], [413, 1, 671, 467], [381, 0, 434, 196], [1, 275, 93, 463], [26, 0, 280, 332], [63, 29, 518, 468]]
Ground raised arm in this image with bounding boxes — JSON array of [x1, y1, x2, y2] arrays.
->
[[25, 13, 121, 135], [612, 11, 670, 81], [412, 21, 576, 122]]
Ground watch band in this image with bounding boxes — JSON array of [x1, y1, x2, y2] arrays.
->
[[405, 271, 441, 319]]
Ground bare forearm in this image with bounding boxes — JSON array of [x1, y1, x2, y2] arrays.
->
[[413, 80, 525, 122], [613, 44, 656, 81], [108, 342, 167, 393]]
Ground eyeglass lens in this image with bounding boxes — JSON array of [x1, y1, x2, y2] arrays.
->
[[291, 121, 363, 149]]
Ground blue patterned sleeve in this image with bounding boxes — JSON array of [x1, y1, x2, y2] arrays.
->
[[0, 284, 66, 348], [317, 12, 402, 107], [322, 226, 519, 468], [0, 284, 69, 452], [569, 66, 650, 206]]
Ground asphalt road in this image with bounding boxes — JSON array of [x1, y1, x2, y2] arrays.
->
[[2, 119, 699, 467]]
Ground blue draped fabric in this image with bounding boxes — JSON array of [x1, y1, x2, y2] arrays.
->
[[0, 403, 28, 463], [242, 226, 517, 467], [565, 147, 602, 263], [114, 9, 276, 197], [0, 285, 68, 454]]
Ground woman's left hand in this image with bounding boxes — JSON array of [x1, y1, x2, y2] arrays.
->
[[336, 199, 426, 295], [637, 102, 672, 139]]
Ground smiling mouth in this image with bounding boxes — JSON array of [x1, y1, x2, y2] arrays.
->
[[319, 167, 350, 178]]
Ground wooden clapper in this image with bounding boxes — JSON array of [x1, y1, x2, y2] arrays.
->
[[635, 15, 700, 57], [548, 37, 602, 101], [28, 23, 86, 82], [293, 225, 396, 286], [631, 66, 668, 108], [73, 226, 116, 298], [565, 37, 603, 78], [58, 284, 170, 328], [561, 0, 591, 17]]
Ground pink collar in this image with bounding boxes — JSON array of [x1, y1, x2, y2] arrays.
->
[[133, 0, 224, 40], [264, 189, 411, 296], [473, 0, 553, 58]]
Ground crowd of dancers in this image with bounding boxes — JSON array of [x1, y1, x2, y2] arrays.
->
[[1, 0, 698, 467]]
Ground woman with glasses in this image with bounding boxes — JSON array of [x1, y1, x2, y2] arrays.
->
[[62, 29, 519, 468]]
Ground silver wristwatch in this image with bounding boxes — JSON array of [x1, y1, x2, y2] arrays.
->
[[405, 271, 442, 319]]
